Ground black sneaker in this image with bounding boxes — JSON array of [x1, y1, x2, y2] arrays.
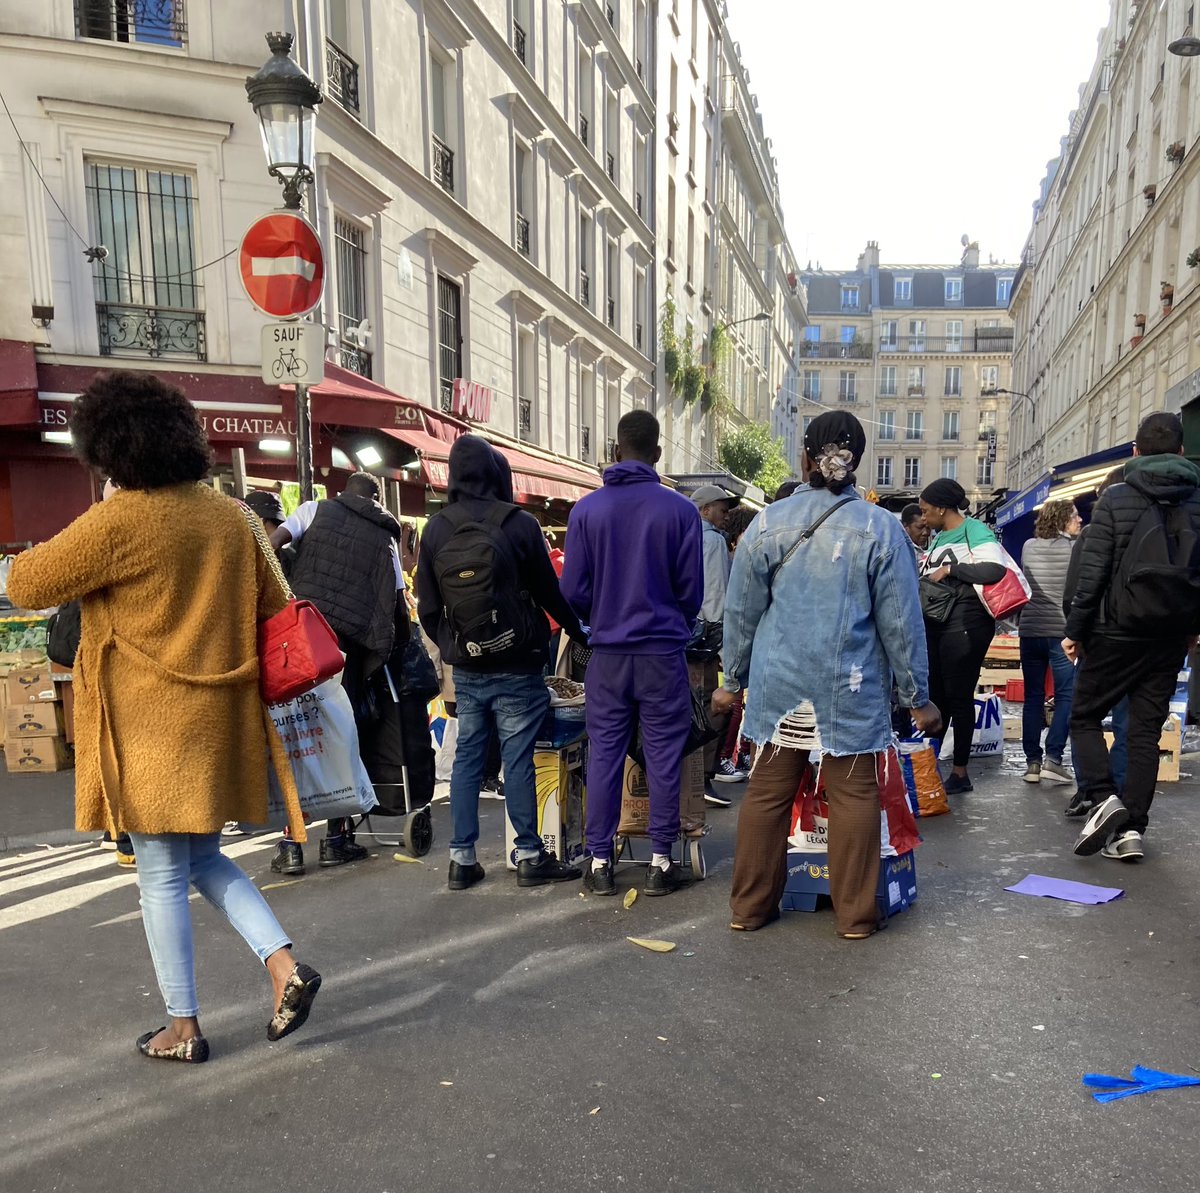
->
[[448, 860, 485, 890], [1064, 791, 1095, 818], [582, 858, 617, 896], [270, 841, 305, 875], [517, 850, 583, 887], [319, 834, 369, 868], [704, 781, 733, 807], [944, 773, 973, 796], [644, 860, 692, 897]]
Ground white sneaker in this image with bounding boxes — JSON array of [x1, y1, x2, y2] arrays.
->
[[1101, 829, 1144, 862], [1073, 795, 1130, 856], [1041, 759, 1075, 785]]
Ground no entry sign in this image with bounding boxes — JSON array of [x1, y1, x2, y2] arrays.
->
[[239, 212, 325, 318]]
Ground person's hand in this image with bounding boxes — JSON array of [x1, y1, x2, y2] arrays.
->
[[1061, 638, 1080, 665], [927, 565, 951, 583], [910, 702, 942, 737], [711, 688, 737, 718]]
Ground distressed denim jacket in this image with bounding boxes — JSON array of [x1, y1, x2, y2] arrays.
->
[[722, 485, 930, 757]]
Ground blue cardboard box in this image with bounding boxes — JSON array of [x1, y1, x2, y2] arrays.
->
[[536, 705, 587, 750], [780, 849, 917, 920]]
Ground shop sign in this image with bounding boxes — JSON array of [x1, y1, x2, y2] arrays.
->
[[1165, 368, 1200, 414], [38, 396, 295, 444], [451, 378, 493, 423]]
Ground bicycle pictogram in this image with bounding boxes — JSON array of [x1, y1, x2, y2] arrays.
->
[[270, 347, 309, 381]]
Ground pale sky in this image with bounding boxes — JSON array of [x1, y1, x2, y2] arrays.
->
[[729, 0, 1113, 269]]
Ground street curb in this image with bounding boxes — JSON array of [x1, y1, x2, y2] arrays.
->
[[0, 829, 95, 855]]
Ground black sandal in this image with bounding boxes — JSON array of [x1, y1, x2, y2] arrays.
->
[[136, 1028, 210, 1063], [267, 963, 322, 1041]]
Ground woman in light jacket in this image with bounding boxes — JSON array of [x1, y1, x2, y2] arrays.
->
[[7, 372, 321, 1064], [919, 479, 1007, 796], [1018, 500, 1082, 785]]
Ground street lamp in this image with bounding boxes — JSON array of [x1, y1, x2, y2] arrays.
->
[[721, 311, 772, 331], [1169, 35, 1200, 57], [245, 32, 323, 211], [985, 386, 1035, 421]]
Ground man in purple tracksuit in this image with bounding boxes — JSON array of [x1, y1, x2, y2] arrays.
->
[[562, 410, 704, 897]]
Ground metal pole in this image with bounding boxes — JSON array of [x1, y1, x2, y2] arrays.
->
[[295, 382, 314, 502], [231, 447, 248, 499]]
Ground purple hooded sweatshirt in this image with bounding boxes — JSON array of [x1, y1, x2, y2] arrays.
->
[[561, 460, 704, 654]]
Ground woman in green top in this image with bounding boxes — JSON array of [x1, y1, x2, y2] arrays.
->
[[918, 479, 1007, 795]]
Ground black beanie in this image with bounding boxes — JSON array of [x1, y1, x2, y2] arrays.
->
[[920, 478, 968, 512]]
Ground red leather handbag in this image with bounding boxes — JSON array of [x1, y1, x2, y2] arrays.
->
[[258, 599, 344, 705]]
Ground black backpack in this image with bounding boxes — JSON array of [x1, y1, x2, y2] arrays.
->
[[1110, 498, 1200, 634], [46, 600, 82, 667], [434, 503, 541, 661]]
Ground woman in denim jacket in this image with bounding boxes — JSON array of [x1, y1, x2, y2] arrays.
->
[[714, 412, 940, 938]]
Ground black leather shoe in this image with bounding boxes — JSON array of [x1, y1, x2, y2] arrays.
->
[[271, 841, 305, 875], [517, 850, 583, 887], [448, 860, 485, 890], [582, 858, 617, 896], [1064, 792, 1095, 818], [645, 860, 692, 897], [319, 835, 368, 867], [266, 962, 322, 1041]]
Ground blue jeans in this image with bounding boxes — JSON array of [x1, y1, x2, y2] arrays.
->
[[449, 669, 550, 865], [1020, 636, 1076, 763], [129, 832, 291, 1019]]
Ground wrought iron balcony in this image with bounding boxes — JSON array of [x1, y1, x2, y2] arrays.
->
[[325, 39, 360, 116], [878, 332, 1015, 354], [516, 213, 530, 257], [338, 344, 372, 378], [606, 437, 618, 462], [799, 340, 873, 360], [905, 431, 924, 441], [580, 269, 591, 308], [581, 425, 591, 460], [607, 297, 615, 328], [635, 191, 643, 218], [432, 135, 454, 193], [512, 19, 527, 65], [440, 377, 454, 413], [837, 390, 858, 404], [607, 151, 615, 180], [96, 302, 205, 361], [76, 0, 187, 46], [519, 397, 532, 438], [635, 321, 643, 351], [579, 114, 589, 146], [802, 388, 821, 403]]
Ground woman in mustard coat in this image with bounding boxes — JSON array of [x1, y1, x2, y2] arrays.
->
[[8, 372, 321, 1064]]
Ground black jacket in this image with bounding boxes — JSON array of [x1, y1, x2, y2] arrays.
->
[[1064, 454, 1200, 643], [416, 435, 584, 673]]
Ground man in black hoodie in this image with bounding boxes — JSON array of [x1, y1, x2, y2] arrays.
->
[[417, 435, 586, 890], [1065, 412, 1200, 862]]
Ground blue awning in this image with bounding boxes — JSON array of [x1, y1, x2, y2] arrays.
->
[[994, 442, 1134, 528]]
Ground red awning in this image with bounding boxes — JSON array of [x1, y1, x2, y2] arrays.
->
[[491, 443, 600, 503], [0, 341, 41, 426], [380, 425, 453, 489], [306, 364, 466, 443]]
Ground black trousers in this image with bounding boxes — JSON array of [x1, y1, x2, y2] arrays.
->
[[1068, 634, 1185, 834], [926, 612, 995, 768]]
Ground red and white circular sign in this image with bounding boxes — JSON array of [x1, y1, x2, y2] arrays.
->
[[238, 212, 325, 318]]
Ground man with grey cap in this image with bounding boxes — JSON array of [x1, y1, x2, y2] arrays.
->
[[691, 483, 740, 804]]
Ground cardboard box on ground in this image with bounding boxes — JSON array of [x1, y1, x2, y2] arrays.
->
[[504, 740, 587, 869], [618, 749, 706, 838]]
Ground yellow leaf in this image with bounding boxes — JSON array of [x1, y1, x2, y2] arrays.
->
[[260, 880, 302, 891], [623, 888, 638, 909], [440, 1081, 454, 1087], [589, 1106, 601, 1115], [392, 853, 424, 864], [626, 936, 676, 953]]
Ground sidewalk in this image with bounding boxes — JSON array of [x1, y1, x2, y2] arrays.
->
[[0, 765, 89, 852]]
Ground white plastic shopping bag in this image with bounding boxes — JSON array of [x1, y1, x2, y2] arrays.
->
[[938, 693, 1004, 761], [249, 677, 377, 829]]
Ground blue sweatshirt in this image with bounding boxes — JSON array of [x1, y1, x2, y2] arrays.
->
[[561, 461, 703, 654]]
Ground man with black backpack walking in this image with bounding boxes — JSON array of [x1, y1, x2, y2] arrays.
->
[[416, 435, 587, 890], [1064, 412, 1200, 862]]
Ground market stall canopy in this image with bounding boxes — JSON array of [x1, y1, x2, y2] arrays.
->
[[0, 341, 42, 426], [490, 441, 600, 503], [995, 443, 1134, 529]]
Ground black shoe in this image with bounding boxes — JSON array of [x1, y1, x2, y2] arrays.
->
[[319, 834, 368, 868], [704, 781, 733, 808], [1073, 795, 1130, 856], [271, 841, 305, 875], [448, 860, 485, 890], [1064, 791, 1095, 818], [582, 858, 617, 896], [517, 849, 583, 887], [944, 773, 973, 796], [644, 860, 692, 897]]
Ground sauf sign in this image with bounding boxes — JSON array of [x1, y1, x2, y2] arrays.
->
[[451, 378, 493, 423]]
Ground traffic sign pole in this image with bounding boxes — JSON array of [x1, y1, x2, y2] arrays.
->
[[295, 382, 313, 504]]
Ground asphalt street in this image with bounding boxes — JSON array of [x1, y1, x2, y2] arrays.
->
[[3, 744, 1200, 1193]]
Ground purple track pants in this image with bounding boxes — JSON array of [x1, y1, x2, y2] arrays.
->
[[584, 649, 691, 858]]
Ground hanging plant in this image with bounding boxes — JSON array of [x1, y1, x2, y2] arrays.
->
[[701, 374, 728, 415], [1167, 142, 1186, 164], [664, 344, 681, 381], [682, 363, 705, 405], [1187, 248, 1200, 269]]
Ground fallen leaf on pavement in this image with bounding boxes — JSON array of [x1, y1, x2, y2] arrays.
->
[[440, 1081, 454, 1087], [589, 1107, 601, 1116], [623, 889, 638, 909], [260, 880, 302, 891], [392, 853, 424, 864], [626, 937, 676, 953]]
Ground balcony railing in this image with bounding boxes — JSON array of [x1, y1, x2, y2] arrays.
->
[[512, 19, 527, 65], [519, 397, 532, 438], [606, 437, 618, 462], [905, 431, 924, 442], [607, 151, 615, 180], [581, 425, 591, 460], [801, 389, 821, 403], [607, 297, 615, 328], [635, 321, 643, 351], [837, 390, 858, 404], [606, 3, 615, 26], [439, 377, 454, 413], [907, 386, 925, 397], [879, 387, 897, 398], [579, 114, 589, 147], [325, 39, 360, 116], [432, 135, 454, 193], [635, 191, 643, 218], [580, 269, 590, 308], [879, 332, 1015, 354], [799, 340, 873, 360], [338, 343, 372, 378], [516, 213, 530, 257], [76, 0, 187, 46], [96, 301, 205, 361]]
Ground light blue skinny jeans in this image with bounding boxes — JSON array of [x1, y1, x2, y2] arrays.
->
[[129, 832, 291, 1019]]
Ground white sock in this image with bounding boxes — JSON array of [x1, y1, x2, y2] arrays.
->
[[651, 853, 671, 871], [592, 856, 609, 872]]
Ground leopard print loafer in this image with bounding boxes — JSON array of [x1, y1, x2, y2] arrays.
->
[[136, 1028, 210, 1063], [267, 962, 322, 1042]]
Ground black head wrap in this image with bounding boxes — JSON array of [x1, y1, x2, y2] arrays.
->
[[803, 411, 867, 491], [920, 478, 969, 512]]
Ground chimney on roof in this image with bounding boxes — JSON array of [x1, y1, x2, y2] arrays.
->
[[857, 240, 880, 273], [961, 239, 980, 269]]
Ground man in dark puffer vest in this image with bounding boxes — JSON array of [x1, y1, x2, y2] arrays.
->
[[270, 473, 406, 873], [1064, 412, 1200, 863]]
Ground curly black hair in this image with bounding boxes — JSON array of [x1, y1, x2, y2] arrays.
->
[[70, 371, 212, 490], [723, 504, 758, 548]]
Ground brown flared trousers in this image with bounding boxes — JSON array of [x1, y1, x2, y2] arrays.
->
[[730, 746, 881, 936]]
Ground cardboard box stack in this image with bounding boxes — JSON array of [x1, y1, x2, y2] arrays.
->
[[504, 740, 587, 869], [3, 662, 73, 774]]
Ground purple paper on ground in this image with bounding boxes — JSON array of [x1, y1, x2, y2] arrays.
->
[[1005, 874, 1125, 905]]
